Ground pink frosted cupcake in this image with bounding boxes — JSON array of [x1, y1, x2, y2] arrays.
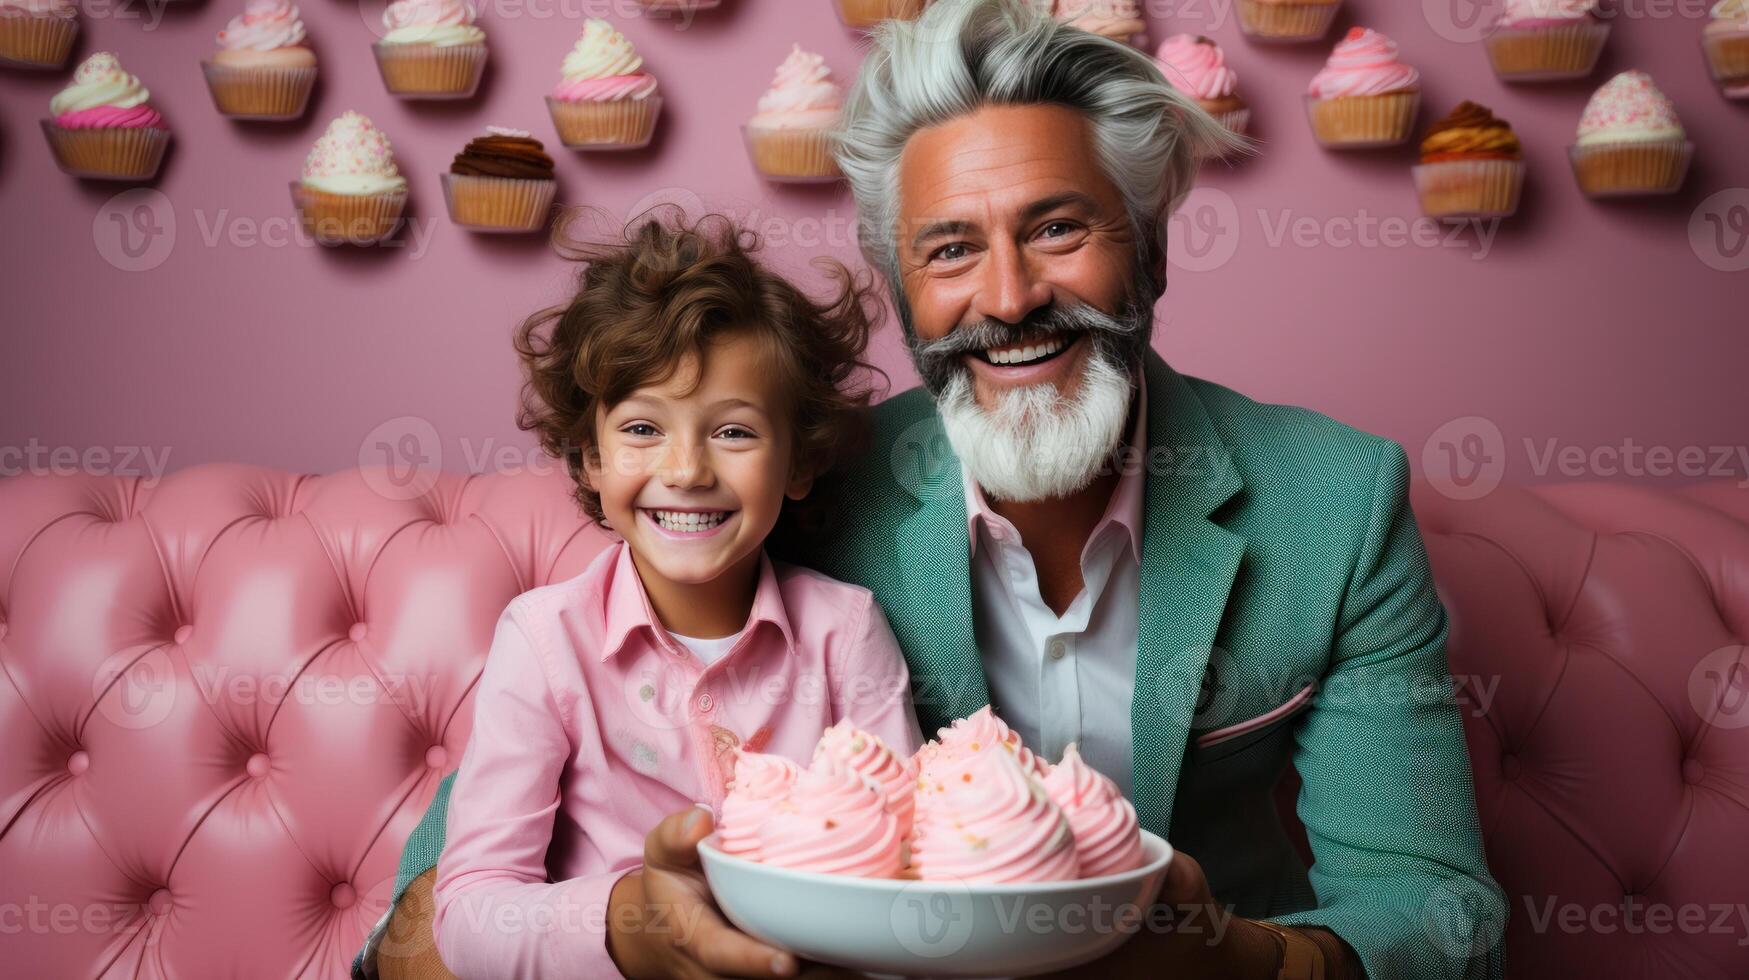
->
[[923, 704, 1051, 780], [1053, 0, 1147, 46], [1304, 28, 1421, 149], [1156, 34, 1250, 150], [909, 746, 1081, 884], [756, 759, 904, 878], [291, 110, 409, 245], [743, 45, 844, 183], [1041, 743, 1145, 878], [1484, 0, 1610, 82], [1704, 0, 1749, 99], [717, 749, 800, 860], [372, 0, 487, 99], [545, 19, 661, 150], [1568, 70, 1692, 197], [0, 0, 77, 70], [834, 0, 924, 31], [41, 53, 171, 181], [814, 719, 917, 838], [1237, 0, 1340, 43], [202, 0, 317, 121]]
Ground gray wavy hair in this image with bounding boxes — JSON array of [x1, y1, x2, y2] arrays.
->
[[834, 0, 1247, 308]]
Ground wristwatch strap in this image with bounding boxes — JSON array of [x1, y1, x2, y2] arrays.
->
[[1255, 921, 1326, 980]]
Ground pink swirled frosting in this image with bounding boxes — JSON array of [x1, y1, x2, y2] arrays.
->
[[51, 53, 165, 129], [757, 759, 904, 878], [217, 0, 307, 51], [921, 704, 1050, 781], [815, 719, 917, 837], [552, 19, 657, 102], [749, 45, 842, 130], [718, 749, 799, 859], [1306, 27, 1420, 98], [1155, 34, 1238, 101], [909, 747, 1081, 883], [1041, 743, 1145, 877]]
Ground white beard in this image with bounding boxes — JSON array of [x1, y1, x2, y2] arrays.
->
[[937, 351, 1134, 504]]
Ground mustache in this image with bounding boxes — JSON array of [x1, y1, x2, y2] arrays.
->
[[908, 302, 1138, 363]]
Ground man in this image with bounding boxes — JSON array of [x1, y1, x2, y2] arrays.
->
[[362, 2, 1505, 978]]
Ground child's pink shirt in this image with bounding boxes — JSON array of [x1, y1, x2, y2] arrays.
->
[[431, 541, 923, 978]]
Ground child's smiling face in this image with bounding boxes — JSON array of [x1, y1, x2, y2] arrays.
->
[[586, 329, 812, 614]]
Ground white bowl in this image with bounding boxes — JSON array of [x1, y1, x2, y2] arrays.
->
[[698, 830, 1173, 978]]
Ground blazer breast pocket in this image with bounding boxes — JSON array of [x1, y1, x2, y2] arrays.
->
[[1187, 682, 1317, 766]]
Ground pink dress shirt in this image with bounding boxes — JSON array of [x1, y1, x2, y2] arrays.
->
[[431, 542, 923, 979]]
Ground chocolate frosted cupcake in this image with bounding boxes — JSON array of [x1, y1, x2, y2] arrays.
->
[[441, 126, 557, 232], [1411, 101, 1525, 218]]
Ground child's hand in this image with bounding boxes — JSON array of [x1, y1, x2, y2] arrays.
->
[[608, 805, 807, 979]]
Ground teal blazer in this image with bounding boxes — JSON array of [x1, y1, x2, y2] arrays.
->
[[373, 352, 1505, 980]]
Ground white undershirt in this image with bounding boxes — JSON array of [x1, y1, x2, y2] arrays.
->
[[962, 391, 1146, 799], [671, 630, 744, 667]]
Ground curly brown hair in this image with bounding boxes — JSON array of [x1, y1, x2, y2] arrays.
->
[[514, 209, 886, 526]]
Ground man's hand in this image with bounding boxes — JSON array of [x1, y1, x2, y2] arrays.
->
[[606, 806, 862, 980]]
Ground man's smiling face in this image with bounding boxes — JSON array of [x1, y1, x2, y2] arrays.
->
[[896, 102, 1144, 410]]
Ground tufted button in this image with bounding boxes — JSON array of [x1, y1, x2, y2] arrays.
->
[[424, 745, 448, 770], [348, 622, 368, 642], [697, 692, 714, 713], [173, 625, 192, 645], [67, 751, 89, 776], [330, 882, 357, 909], [1683, 759, 1704, 784], [1499, 754, 1521, 780], [148, 889, 172, 916], [246, 753, 271, 779]]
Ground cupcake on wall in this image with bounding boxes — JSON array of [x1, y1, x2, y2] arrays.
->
[[372, 0, 487, 100], [743, 45, 844, 183], [1412, 101, 1525, 219], [1304, 28, 1421, 149], [1155, 34, 1250, 149], [0, 0, 78, 71], [1483, 0, 1610, 82], [1053, 0, 1148, 46], [202, 0, 317, 121], [1568, 70, 1693, 197], [546, 19, 661, 150], [834, 0, 925, 31], [291, 111, 409, 245], [1704, 0, 1749, 99], [41, 53, 171, 181], [442, 126, 556, 232], [1237, 0, 1340, 43]]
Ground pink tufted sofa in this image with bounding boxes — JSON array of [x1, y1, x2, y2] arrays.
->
[[2, 464, 1746, 978]]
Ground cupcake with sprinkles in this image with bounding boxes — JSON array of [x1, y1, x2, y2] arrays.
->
[[291, 110, 409, 245], [545, 18, 661, 149], [1704, 0, 1749, 99], [41, 53, 171, 181], [1568, 70, 1692, 197]]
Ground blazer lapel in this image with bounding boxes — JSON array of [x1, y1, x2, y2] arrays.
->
[[1131, 353, 1246, 837]]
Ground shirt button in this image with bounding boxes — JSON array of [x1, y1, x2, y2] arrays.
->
[[988, 525, 1007, 542], [697, 693, 714, 713], [1048, 639, 1067, 660]]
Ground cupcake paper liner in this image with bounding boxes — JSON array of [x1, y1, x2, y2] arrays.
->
[[834, 0, 924, 30], [742, 125, 842, 183], [1483, 20, 1611, 82], [1236, 0, 1341, 43], [1304, 90, 1420, 149], [546, 95, 661, 150], [0, 10, 78, 70], [1411, 158, 1524, 219], [372, 41, 487, 100], [1568, 139, 1693, 198], [290, 181, 408, 245], [1703, 31, 1749, 99], [201, 62, 317, 121], [441, 173, 557, 233], [40, 121, 170, 181]]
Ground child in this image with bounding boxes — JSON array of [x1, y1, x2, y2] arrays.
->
[[429, 213, 923, 978]]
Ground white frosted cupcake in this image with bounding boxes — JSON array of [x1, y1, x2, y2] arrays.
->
[[545, 19, 661, 150], [372, 0, 487, 99], [743, 45, 844, 183], [291, 111, 409, 245], [1568, 70, 1692, 197]]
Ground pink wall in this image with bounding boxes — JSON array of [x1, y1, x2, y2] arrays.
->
[[3, 0, 1745, 490]]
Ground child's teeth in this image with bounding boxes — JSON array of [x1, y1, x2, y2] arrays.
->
[[653, 510, 728, 532]]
